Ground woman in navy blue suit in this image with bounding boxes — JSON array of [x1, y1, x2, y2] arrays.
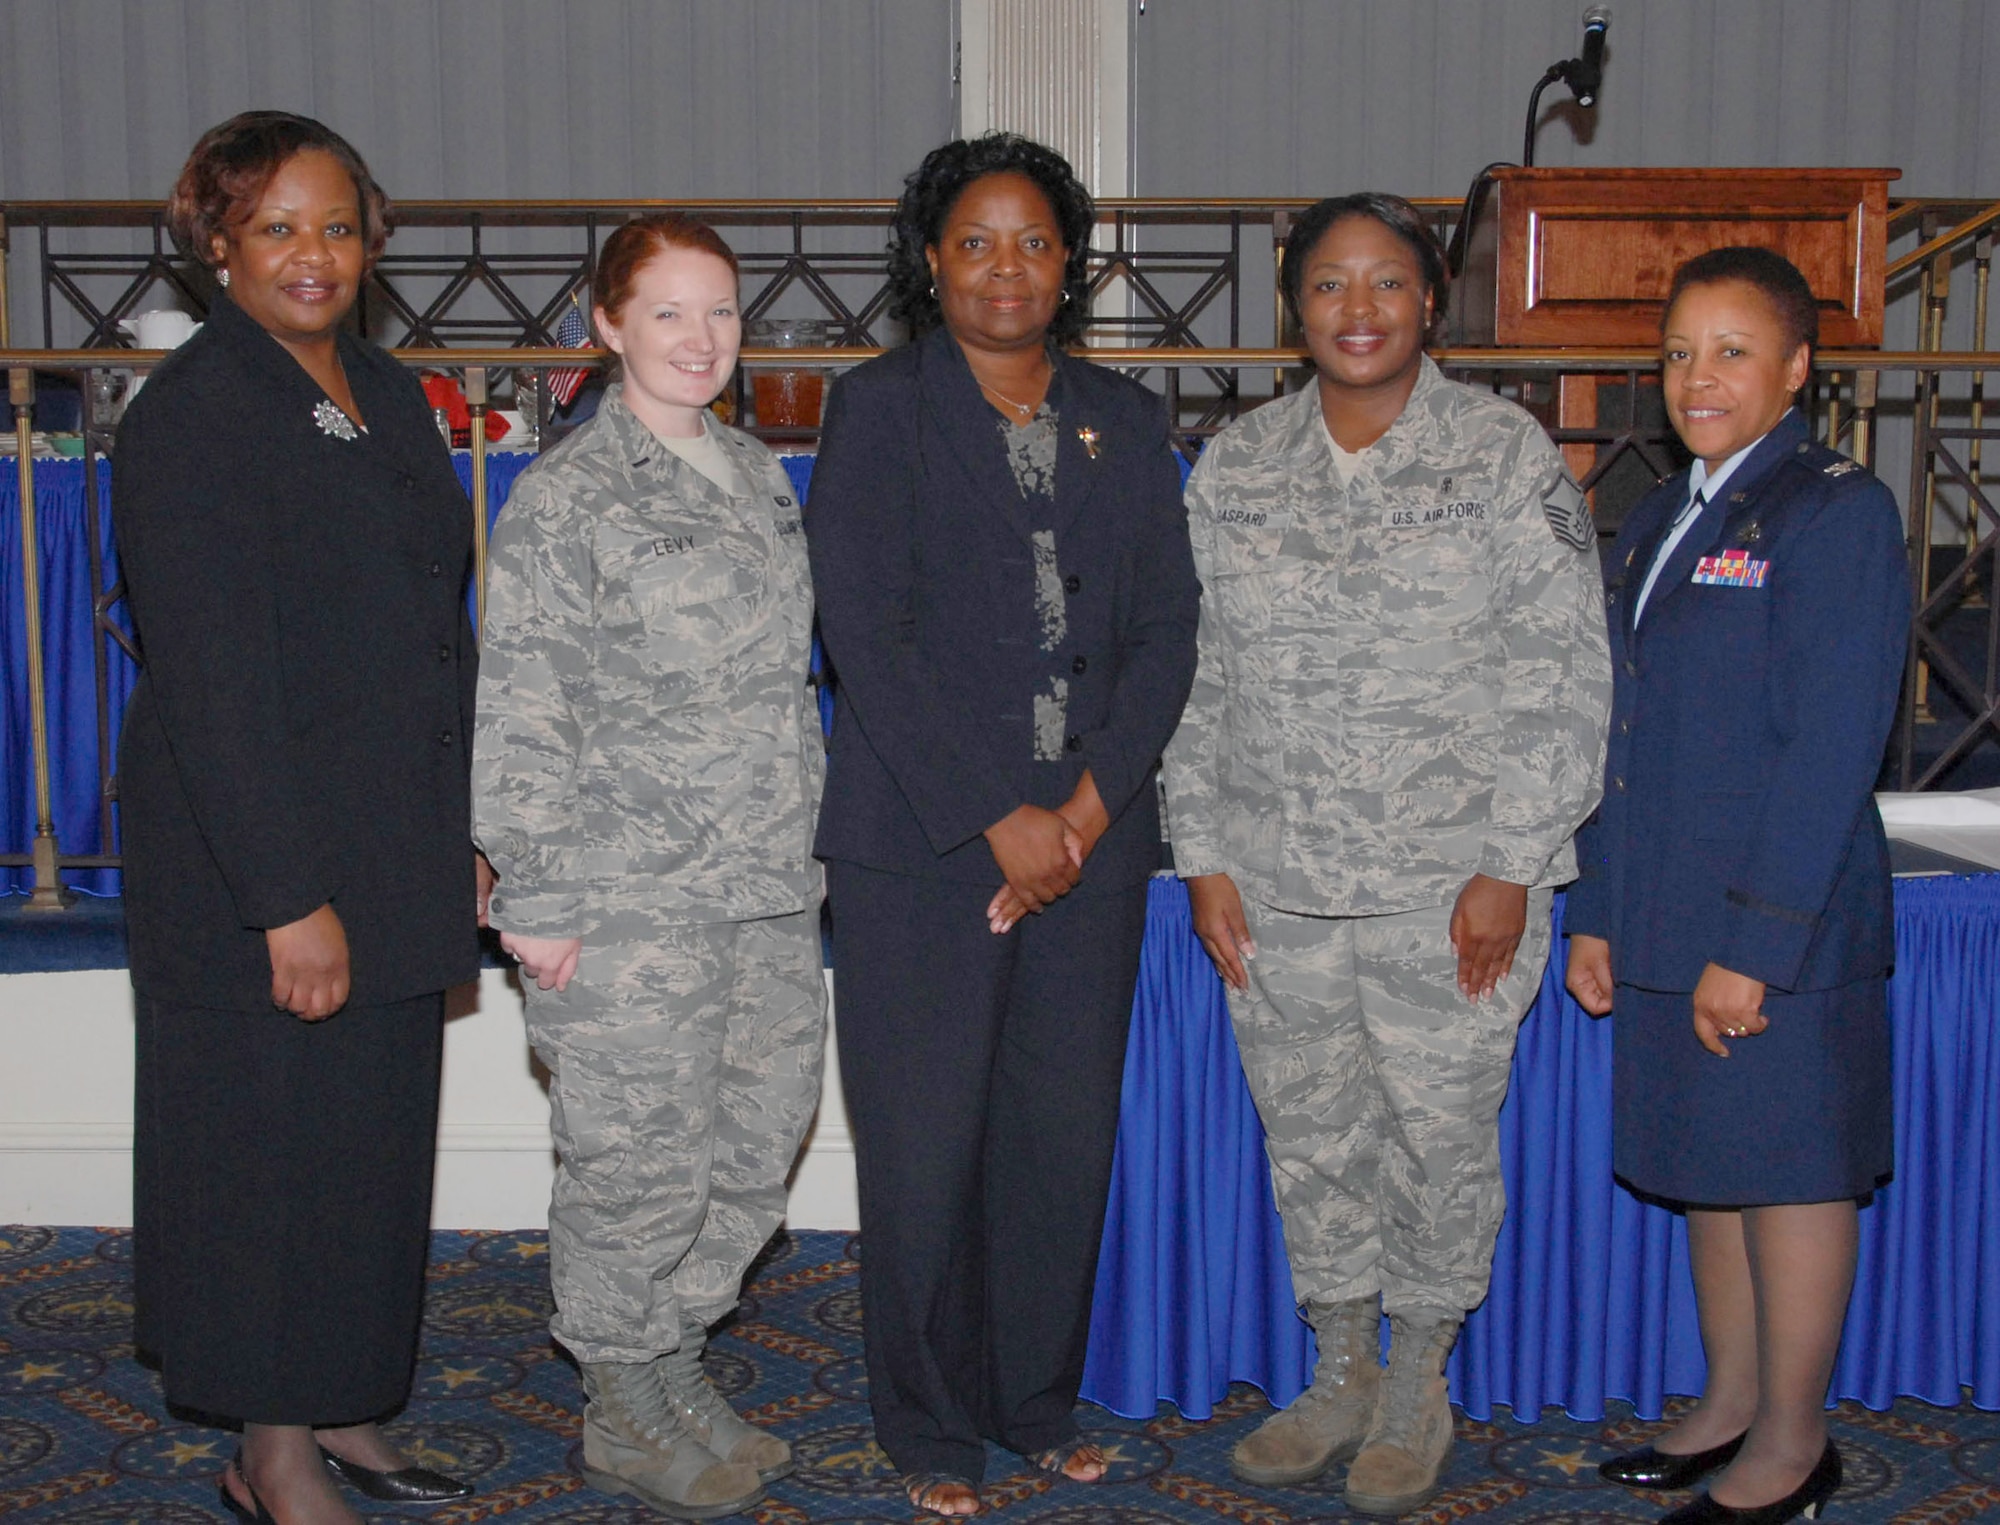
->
[[1565, 248, 1909, 1525], [805, 134, 1199, 1517]]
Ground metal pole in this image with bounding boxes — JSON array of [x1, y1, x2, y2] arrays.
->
[[1912, 240, 1948, 723], [1968, 237, 1991, 607], [1911, 355, 1939, 730], [1271, 211, 1291, 401], [80, 384, 113, 856], [11, 366, 74, 908], [1852, 368, 1878, 475], [466, 365, 490, 645]]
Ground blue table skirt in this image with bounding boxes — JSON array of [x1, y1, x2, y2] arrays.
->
[[2, 451, 824, 896], [1083, 874, 2000, 1422], [0, 453, 544, 894]]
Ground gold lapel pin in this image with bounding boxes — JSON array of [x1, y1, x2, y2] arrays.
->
[[1077, 425, 1101, 460]]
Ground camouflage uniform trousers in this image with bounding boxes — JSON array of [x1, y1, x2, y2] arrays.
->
[[523, 906, 827, 1364], [1226, 889, 1553, 1316]]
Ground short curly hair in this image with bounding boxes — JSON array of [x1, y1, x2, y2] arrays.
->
[[167, 111, 392, 268], [1280, 192, 1449, 338], [1664, 246, 1820, 360], [887, 133, 1095, 346]]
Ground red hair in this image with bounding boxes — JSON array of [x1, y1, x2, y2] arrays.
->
[[591, 214, 741, 326]]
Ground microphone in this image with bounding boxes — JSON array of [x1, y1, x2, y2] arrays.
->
[[1571, 5, 1611, 108]]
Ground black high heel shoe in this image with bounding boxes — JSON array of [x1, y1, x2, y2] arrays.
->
[[1658, 1440, 1842, 1524], [320, 1444, 475, 1503], [1599, 1430, 1747, 1489], [218, 1454, 278, 1525]]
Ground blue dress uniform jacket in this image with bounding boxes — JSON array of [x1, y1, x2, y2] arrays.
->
[[1566, 410, 1909, 994], [114, 293, 481, 1009], [806, 326, 1202, 888]]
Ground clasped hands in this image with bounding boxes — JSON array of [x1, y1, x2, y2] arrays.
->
[[983, 770, 1110, 934], [1565, 935, 1768, 1056]]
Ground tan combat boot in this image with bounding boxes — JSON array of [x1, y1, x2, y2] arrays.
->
[[579, 1359, 765, 1519], [656, 1319, 793, 1483], [1230, 1296, 1382, 1485], [1343, 1309, 1460, 1517]]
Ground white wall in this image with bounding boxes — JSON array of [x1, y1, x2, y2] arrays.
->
[[0, 966, 859, 1232]]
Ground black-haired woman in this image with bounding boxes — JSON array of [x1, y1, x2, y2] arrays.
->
[[117, 112, 480, 1523], [1161, 192, 1611, 1517], [1567, 248, 1908, 1525], [805, 133, 1199, 1516]]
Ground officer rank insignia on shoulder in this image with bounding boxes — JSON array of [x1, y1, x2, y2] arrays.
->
[[1822, 457, 1861, 477], [1541, 468, 1594, 551]]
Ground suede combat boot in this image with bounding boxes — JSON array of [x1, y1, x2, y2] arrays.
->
[[1343, 1309, 1461, 1517], [656, 1319, 793, 1482], [578, 1359, 764, 1519], [1230, 1296, 1382, 1486]]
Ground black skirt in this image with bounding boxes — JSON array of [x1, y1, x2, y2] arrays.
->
[[1611, 978, 1894, 1206], [132, 991, 444, 1425]]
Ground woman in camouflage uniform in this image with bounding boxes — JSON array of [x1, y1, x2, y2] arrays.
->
[[1162, 193, 1611, 1517], [473, 215, 825, 1521]]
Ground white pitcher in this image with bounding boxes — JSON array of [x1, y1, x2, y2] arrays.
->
[[118, 309, 203, 400], [119, 309, 202, 351]]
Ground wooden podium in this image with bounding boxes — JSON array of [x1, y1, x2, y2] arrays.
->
[[1450, 166, 1898, 500], [1453, 166, 1896, 347]]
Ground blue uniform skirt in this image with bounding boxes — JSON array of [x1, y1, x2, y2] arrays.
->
[[1611, 978, 1894, 1206]]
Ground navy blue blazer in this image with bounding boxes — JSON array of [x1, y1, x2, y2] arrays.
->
[[1566, 410, 1909, 993], [805, 327, 1201, 889]]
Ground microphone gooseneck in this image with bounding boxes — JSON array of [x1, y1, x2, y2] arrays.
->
[[1523, 4, 1612, 165]]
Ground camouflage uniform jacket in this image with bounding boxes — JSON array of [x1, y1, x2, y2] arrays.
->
[[474, 385, 823, 937], [1162, 357, 1611, 917]]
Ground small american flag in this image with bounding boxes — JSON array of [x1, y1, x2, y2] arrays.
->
[[545, 298, 593, 409]]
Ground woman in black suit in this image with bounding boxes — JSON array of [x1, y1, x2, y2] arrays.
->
[[117, 112, 482, 1525], [805, 134, 1201, 1516]]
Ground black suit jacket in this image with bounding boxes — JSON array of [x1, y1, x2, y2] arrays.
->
[[806, 327, 1201, 889], [113, 293, 481, 1009]]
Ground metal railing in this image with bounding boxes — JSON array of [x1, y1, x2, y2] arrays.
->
[[10, 191, 2000, 905], [4, 342, 1984, 907]]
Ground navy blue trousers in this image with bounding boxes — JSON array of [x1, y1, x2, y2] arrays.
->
[[828, 862, 1147, 1481]]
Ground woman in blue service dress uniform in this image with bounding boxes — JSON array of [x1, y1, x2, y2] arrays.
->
[[1564, 247, 1909, 1525]]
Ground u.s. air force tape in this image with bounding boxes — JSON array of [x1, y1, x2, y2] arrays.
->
[[1541, 470, 1594, 551]]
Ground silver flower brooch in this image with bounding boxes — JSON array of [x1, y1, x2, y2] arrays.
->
[[313, 400, 359, 441]]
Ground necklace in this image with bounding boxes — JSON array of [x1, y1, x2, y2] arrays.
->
[[977, 372, 1047, 420]]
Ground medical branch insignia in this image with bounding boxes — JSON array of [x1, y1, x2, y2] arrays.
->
[[313, 400, 358, 441], [1542, 469, 1594, 551]]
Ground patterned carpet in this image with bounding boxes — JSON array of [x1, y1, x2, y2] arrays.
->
[[4, 1226, 1999, 1524]]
